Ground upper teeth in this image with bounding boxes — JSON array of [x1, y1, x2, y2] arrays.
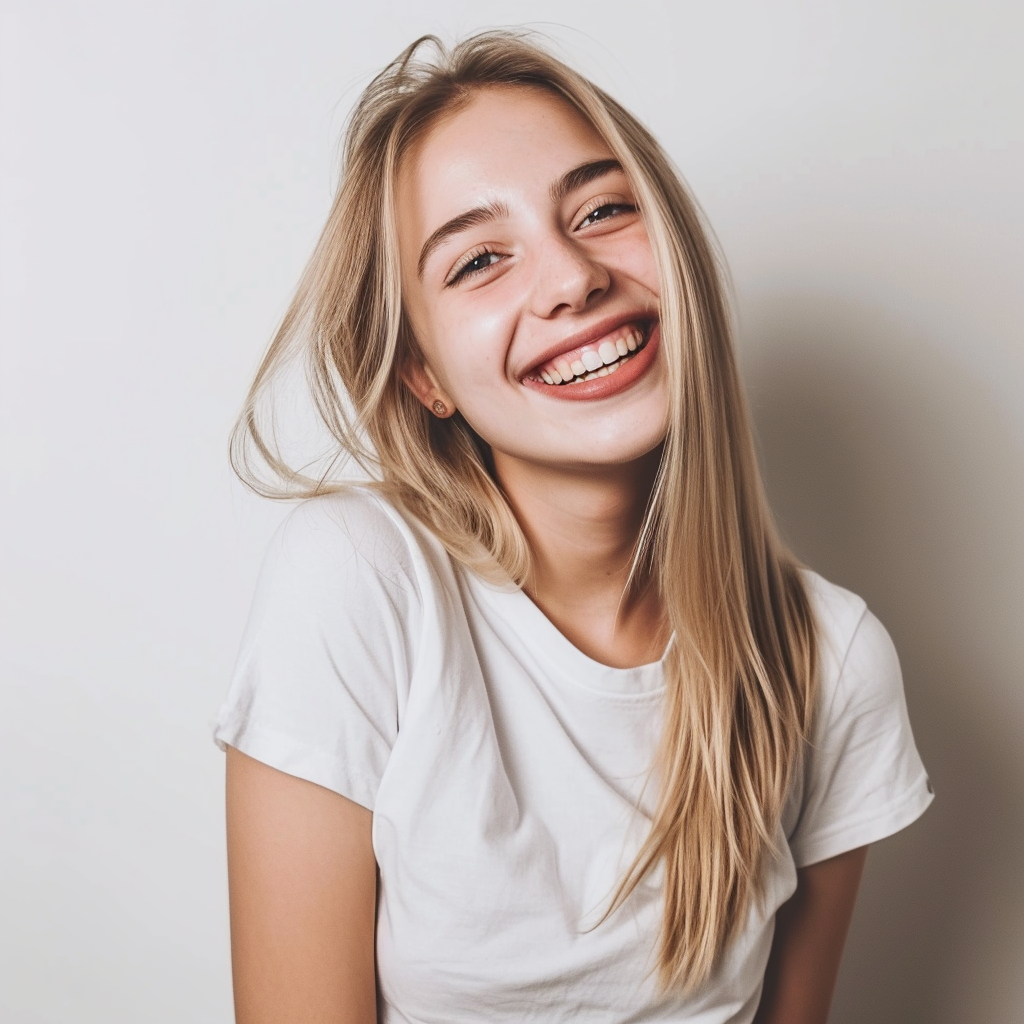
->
[[533, 326, 644, 385]]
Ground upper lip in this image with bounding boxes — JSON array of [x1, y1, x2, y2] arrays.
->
[[518, 310, 657, 379]]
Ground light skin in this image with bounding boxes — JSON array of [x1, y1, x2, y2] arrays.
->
[[225, 85, 867, 1022], [399, 85, 669, 666]]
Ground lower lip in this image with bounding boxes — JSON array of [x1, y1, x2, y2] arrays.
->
[[520, 324, 661, 402]]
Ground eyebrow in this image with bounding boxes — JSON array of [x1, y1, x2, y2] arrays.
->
[[549, 158, 623, 203], [417, 200, 511, 279], [416, 158, 625, 280]]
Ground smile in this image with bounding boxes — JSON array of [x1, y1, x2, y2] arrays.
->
[[520, 319, 660, 403], [523, 322, 649, 386]]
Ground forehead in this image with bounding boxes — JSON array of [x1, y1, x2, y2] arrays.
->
[[396, 86, 614, 243]]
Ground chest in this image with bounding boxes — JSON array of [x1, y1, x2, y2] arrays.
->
[[367, 573, 795, 1022]]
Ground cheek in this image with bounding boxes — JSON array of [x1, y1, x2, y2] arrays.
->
[[608, 228, 659, 293], [628, 242, 660, 292], [435, 303, 518, 392]]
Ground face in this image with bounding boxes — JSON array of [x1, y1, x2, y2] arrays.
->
[[396, 86, 667, 478]]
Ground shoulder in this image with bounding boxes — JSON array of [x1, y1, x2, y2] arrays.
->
[[799, 568, 906, 731], [239, 486, 446, 645], [261, 485, 452, 599], [216, 487, 428, 806], [272, 486, 416, 573], [800, 569, 867, 659]]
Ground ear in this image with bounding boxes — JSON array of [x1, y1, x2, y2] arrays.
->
[[400, 356, 456, 418]]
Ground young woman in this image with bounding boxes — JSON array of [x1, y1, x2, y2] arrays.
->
[[214, 30, 932, 1024]]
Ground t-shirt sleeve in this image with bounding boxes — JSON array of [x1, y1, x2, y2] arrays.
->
[[212, 492, 419, 811], [788, 605, 934, 867]]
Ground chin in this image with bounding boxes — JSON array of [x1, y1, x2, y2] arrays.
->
[[548, 430, 667, 472]]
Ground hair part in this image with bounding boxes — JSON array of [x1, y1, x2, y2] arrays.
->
[[231, 29, 818, 993]]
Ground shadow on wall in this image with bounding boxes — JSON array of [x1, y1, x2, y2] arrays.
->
[[743, 294, 1024, 1024]]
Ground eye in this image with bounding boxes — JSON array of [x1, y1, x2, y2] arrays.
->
[[446, 249, 504, 287], [576, 201, 637, 230]]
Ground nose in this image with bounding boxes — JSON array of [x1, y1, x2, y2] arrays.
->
[[528, 232, 610, 319]]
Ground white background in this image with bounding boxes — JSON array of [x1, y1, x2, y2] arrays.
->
[[2, 1, 1021, 1021]]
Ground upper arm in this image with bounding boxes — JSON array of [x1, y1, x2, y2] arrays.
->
[[753, 845, 868, 1024], [789, 597, 932, 867], [226, 745, 378, 1024]]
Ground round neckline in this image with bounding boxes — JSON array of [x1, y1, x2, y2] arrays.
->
[[463, 569, 669, 699]]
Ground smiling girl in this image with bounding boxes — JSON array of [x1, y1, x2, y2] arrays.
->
[[214, 30, 932, 1024]]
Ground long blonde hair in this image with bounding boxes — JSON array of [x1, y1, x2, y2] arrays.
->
[[232, 30, 818, 993]]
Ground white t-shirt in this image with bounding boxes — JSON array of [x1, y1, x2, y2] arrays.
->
[[213, 487, 933, 1023]]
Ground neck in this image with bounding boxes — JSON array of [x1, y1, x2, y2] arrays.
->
[[490, 446, 668, 666]]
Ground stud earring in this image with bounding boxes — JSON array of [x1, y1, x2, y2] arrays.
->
[[431, 399, 448, 416]]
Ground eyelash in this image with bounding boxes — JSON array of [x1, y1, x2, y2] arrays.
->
[[576, 198, 636, 228], [445, 200, 638, 287], [446, 247, 503, 287]]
